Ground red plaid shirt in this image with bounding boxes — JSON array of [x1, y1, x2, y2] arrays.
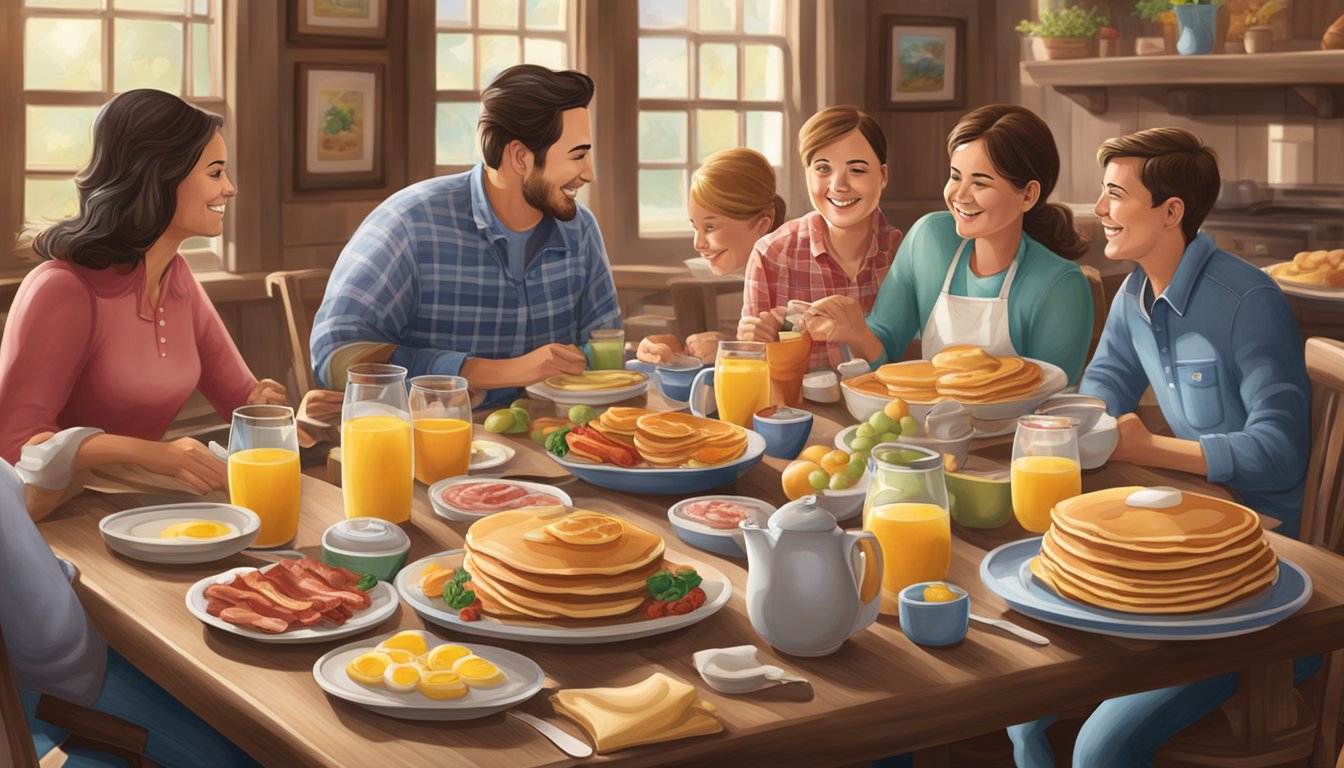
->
[[742, 210, 901, 368]]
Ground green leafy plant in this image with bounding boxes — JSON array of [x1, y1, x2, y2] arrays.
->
[[1243, 0, 1286, 24], [1133, 0, 1173, 22], [1016, 5, 1110, 38], [321, 105, 356, 136]]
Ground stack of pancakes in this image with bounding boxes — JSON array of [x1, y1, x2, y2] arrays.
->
[[873, 345, 1044, 404], [545, 370, 647, 391], [463, 507, 665, 621], [1030, 487, 1278, 614], [1268, 249, 1344, 288], [632, 412, 748, 467], [589, 407, 653, 447]]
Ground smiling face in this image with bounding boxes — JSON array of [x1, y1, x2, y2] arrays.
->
[[1094, 156, 1182, 262], [688, 197, 770, 275], [169, 130, 234, 238], [805, 129, 887, 231], [522, 107, 593, 222], [943, 138, 1037, 242]]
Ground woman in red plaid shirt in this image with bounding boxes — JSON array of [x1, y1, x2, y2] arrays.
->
[[737, 106, 900, 369]]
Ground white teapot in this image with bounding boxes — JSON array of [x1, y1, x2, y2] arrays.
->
[[741, 495, 882, 657]]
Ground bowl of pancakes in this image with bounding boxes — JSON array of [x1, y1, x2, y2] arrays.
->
[[841, 345, 1066, 430], [550, 408, 766, 494], [525, 370, 648, 406]]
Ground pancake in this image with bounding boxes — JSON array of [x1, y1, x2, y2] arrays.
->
[[930, 345, 1000, 372], [1030, 555, 1277, 613], [1042, 521, 1267, 571], [875, 361, 942, 389], [544, 370, 647, 391], [1039, 529, 1275, 588], [632, 412, 747, 467], [464, 553, 649, 619], [466, 508, 664, 576], [466, 547, 660, 596], [843, 373, 894, 398], [1050, 487, 1260, 547]]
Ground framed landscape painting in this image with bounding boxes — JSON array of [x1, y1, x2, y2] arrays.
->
[[881, 16, 966, 110], [291, 0, 387, 44], [296, 63, 385, 189]]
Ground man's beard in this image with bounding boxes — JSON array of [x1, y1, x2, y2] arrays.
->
[[523, 167, 578, 222]]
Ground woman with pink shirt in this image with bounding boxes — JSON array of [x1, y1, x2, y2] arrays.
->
[[1, 90, 301, 517], [737, 105, 901, 369]]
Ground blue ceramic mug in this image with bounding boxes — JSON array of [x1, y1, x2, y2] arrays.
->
[[626, 358, 707, 404], [752, 406, 814, 460]]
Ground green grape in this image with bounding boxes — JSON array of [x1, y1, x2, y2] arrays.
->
[[844, 457, 866, 480], [828, 473, 854, 491], [879, 431, 901, 444], [530, 426, 547, 444], [850, 436, 876, 454], [505, 407, 532, 434], [808, 469, 831, 490], [867, 412, 894, 434], [899, 416, 920, 436], [568, 405, 597, 425], [483, 409, 515, 434], [855, 423, 877, 439]]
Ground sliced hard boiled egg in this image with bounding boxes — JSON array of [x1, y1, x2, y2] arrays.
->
[[452, 654, 508, 688], [378, 630, 429, 657], [383, 663, 422, 693], [375, 646, 417, 665], [417, 670, 469, 700], [424, 643, 472, 671], [345, 651, 394, 686]]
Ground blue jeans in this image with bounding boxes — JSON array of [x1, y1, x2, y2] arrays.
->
[[1007, 654, 1323, 768], [24, 649, 260, 768]]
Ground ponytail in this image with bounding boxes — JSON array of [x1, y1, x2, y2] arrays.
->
[[1024, 202, 1088, 260], [767, 194, 787, 233]]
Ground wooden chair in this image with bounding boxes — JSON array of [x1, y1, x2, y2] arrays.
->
[[1, 628, 39, 768], [1080, 264, 1106, 366], [1158, 337, 1344, 768], [264, 269, 331, 402]]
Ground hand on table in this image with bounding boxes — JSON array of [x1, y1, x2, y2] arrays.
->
[[737, 308, 785, 343], [138, 438, 227, 494], [636, 334, 685, 365], [247, 378, 287, 406], [1108, 413, 1153, 465], [685, 332, 724, 364], [297, 389, 344, 448], [461, 344, 588, 390]]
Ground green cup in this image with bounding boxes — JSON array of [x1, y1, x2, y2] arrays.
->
[[321, 518, 410, 582]]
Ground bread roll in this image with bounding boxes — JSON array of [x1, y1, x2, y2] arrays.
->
[[1325, 13, 1344, 50]]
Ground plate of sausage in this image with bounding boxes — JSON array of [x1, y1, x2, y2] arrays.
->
[[666, 496, 777, 558], [427, 478, 574, 523]]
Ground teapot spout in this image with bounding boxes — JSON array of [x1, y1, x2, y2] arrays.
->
[[739, 523, 774, 561]]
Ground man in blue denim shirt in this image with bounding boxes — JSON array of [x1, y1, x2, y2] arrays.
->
[[1008, 128, 1315, 767], [311, 65, 620, 406]]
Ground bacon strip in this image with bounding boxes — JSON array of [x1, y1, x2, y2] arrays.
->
[[201, 559, 372, 635]]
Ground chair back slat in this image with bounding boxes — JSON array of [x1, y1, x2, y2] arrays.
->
[[1080, 265, 1106, 366], [0, 628, 40, 768], [1301, 338, 1344, 555], [265, 269, 331, 401]]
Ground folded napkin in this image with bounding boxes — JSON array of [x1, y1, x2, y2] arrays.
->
[[550, 672, 722, 754]]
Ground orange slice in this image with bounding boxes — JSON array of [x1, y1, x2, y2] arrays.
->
[[543, 512, 624, 545]]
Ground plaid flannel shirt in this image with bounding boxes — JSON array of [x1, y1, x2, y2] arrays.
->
[[742, 210, 901, 368], [311, 164, 621, 406]]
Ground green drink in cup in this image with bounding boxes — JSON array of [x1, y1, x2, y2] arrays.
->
[[587, 328, 625, 370]]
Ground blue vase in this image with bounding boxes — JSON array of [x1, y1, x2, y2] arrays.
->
[[1174, 4, 1218, 55]]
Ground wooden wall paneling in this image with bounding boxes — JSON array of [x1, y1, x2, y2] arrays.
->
[[226, 0, 284, 274], [1293, 0, 1344, 43], [0, 0, 22, 274], [1065, 91, 1140, 204], [1236, 116, 1271, 183], [280, 245, 348, 271], [1316, 120, 1344, 185], [280, 201, 380, 248], [405, 0, 436, 185]]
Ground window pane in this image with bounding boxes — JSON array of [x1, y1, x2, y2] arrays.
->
[[524, 38, 566, 70], [696, 109, 737, 162], [639, 0, 685, 29], [193, 0, 208, 14], [436, 101, 480, 166], [25, 177, 80, 223], [437, 33, 473, 90], [478, 0, 518, 28], [744, 0, 784, 35], [639, 169, 686, 234], [478, 35, 520, 88], [745, 111, 784, 166], [182, 235, 218, 251], [25, 0, 102, 8], [639, 111, 687, 164], [638, 38, 687, 99], [698, 43, 737, 100], [26, 106, 99, 170], [525, 0, 564, 30], [25, 18, 103, 91], [191, 22, 213, 96], [743, 44, 783, 101], [113, 0, 183, 10], [115, 19, 183, 95], [697, 0, 734, 31], [437, 0, 468, 25]]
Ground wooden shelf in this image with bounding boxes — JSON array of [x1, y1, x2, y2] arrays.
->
[[1022, 50, 1344, 118]]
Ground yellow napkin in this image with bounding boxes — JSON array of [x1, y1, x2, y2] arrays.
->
[[550, 672, 722, 754]]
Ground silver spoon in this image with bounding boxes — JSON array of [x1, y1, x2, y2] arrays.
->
[[970, 613, 1050, 646], [507, 710, 593, 758]]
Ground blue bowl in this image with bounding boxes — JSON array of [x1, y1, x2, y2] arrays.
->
[[550, 430, 766, 494], [898, 581, 970, 647], [752, 406, 814, 460], [625, 358, 707, 404]]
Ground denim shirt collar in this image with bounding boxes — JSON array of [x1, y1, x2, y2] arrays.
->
[[468, 163, 570, 257], [1138, 231, 1216, 318]]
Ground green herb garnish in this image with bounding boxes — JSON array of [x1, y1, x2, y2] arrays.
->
[[355, 573, 378, 591], [545, 427, 573, 458], [646, 566, 703, 602], [442, 567, 477, 610]]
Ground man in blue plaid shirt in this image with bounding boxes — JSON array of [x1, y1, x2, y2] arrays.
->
[[311, 65, 620, 407]]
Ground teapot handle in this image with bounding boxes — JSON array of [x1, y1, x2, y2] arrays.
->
[[688, 367, 716, 418], [847, 531, 883, 606]]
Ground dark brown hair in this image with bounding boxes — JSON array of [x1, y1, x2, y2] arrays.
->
[[478, 65, 594, 170], [798, 105, 887, 168], [33, 89, 223, 269], [947, 104, 1087, 260], [1097, 128, 1220, 245]]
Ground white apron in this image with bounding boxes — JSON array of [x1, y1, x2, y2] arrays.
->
[[921, 238, 1021, 359]]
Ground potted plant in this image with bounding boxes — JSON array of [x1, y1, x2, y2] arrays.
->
[[1238, 0, 1288, 53], [1133, 0, 1177, 52], [1016, 5, 1110, 60], [1170, 0, 1226, 55]]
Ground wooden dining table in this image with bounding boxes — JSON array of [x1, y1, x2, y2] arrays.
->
[[36, 391, 1344, 768]]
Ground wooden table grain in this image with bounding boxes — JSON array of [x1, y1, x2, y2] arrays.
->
[[37, 394, 1344, 768]]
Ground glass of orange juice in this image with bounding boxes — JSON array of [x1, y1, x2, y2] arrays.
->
[[689, 341, 770, 428], [1010, 415, 1082, 533], [342, 364, 413, 523], [227, 405, 301, 548], [862, 443, 951, 615], [409, 375, 472, 485]]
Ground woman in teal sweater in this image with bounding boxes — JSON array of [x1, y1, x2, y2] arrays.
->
[[804, 104, 1093, 384]]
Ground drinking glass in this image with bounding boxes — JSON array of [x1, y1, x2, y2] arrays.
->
[[862, 443, 951, 615], [587, 328, 626, 370], [689, 341, 770, 428], [342, 364, 413, 523], [1011, 415, 1082, 533], [409, 375, 472, 485], [765, 330, 812, 408], [227, 405, 301, 548]]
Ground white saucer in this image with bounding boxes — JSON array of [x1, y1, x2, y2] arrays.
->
[[469, 441, 515, 471]]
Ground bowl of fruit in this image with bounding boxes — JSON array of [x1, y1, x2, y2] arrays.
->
[[780, 445, 870, 522], [836, 399, 972, 472]]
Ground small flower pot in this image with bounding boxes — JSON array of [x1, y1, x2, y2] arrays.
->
[[1244, 25, 1274, 54], [1032, 36, 1092, 60]]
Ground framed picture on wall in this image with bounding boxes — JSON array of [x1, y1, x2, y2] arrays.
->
[[880, 16, 966, 111], [295, 63, 385, 190], [291, 0, 387, 44]]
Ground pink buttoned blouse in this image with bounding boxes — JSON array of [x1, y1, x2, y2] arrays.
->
[[0, 255, 257, 463]]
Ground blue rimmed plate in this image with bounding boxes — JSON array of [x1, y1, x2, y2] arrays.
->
[[549, 429, 766, 494], [979, 537, 1311, 641]]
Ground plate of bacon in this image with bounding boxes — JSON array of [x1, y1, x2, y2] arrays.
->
[[428, 478, 573, 523], [667, 496, 776, 558], [185, 558, 399, 643]]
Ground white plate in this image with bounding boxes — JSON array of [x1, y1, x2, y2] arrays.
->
[[469, 440, 515, 471], [312, 630, 544, 721], [427, 477, 574, 523], [395, 550, 732, 644], [99, 503, 260, 565], [1263, 266, 1344, 308], [186, 564, 399, 644], [525, 378, 648, 407]]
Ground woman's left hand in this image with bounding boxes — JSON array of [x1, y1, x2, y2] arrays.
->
[[800, 296, 866, 346], [247, 378, 287, 406]]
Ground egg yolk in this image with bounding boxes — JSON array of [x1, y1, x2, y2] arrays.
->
[[346, 651, 393, 686], [379, 630, 429, 658], [417, 671, 469, 700], [425, 644, 472, 671], [374, 646, 417, 665], [159, 520, 233, 539], [922, 583, 959, 603], [453, 655, 507, 687], [383, 664, 421, 693]]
